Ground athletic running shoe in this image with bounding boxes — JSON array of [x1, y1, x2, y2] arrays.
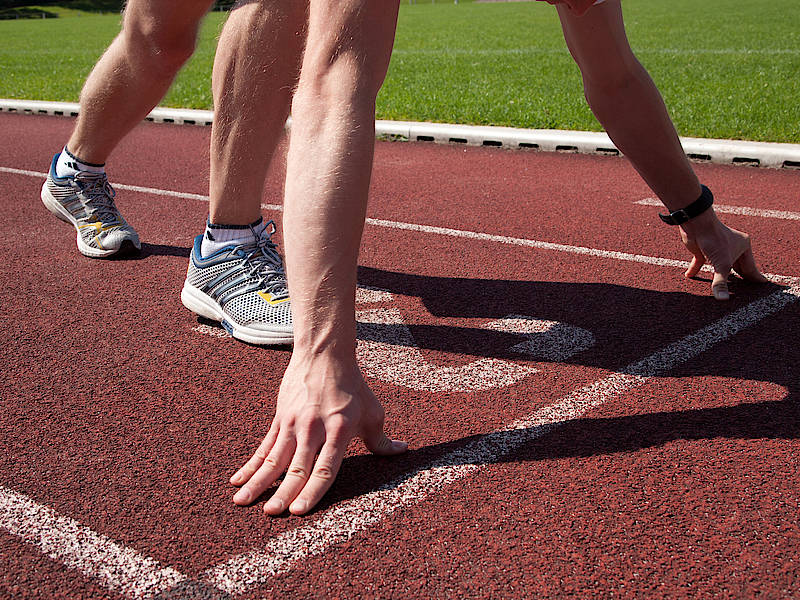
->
[[181, 222, 293, 345], [40, 153, 141, 258]]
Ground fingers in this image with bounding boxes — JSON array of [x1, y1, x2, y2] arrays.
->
[[685, 251, 706, 279], [231, 375, 406, 516], [230, 424, 278, 486], [286, 440, 347, 516], [679, 229, 706, 279], [232, 432, 296, 506], [263, 434, 321, 515]]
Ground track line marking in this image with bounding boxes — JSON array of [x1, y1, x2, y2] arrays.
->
[[0, 485, 188, 599], [202, 283, 800, 595], [0, 166, 282, 211], [2, 165, 796, 284], [636, 197, 800, 221]]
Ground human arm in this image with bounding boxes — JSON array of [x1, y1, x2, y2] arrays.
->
[[229, 0, 407, 516], [555, 1, 767, 299]]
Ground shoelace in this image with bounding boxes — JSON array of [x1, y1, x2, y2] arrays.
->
[[73, 171, 119, 223], [233, 221, 289, 298]]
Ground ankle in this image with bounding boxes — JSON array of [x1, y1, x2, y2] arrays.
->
[[200, 216, 265, 257], [56, 146, 105, 178]]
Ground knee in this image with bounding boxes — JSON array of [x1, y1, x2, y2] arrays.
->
[[294, 54, 385, 117], [122, 12, 199, 75]]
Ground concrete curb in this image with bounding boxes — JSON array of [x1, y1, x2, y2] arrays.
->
[[2, 99, 799, 169]]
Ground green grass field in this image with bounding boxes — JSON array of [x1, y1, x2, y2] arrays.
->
[[1, 1, 798, 142]]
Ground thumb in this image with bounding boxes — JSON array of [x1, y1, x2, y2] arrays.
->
[[359, 384, 408, 455], [362, 413, 407, 456], [363, 425, 408, 456]]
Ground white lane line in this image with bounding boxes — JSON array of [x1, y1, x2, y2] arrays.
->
[[0, 166, 283, 211], [636, 197, 800, 222], [364, 216, 800, 285], [203, 283, 800, 595], [0, 485, 188, 599], [2, 165, 797, 283]]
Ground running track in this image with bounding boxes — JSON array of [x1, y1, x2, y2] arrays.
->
[[1, 112, 799, 599]]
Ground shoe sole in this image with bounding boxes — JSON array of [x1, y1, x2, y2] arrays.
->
[[181, 282, 293, 346], [41, 182, 141, 259]]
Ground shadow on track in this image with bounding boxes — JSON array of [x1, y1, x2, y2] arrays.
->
[[354, 265, 784, 371], [139, 242, 191, 259], [288, 266, 797, 513]]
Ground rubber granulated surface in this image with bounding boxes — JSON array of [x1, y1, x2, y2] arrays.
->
[[1, 112, 798, 599]]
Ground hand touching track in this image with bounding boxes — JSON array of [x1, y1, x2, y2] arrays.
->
[[231, 352, 407, 516], [679, 210, 768, 300]]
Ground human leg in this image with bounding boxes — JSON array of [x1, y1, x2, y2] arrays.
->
[[229, 0, 407, 516], [208, 0, 306, 227], [181, 0, 305, 343], [67, 0, 214, 164], [43, 0, 213, 258], [556, 1, 766, 298]]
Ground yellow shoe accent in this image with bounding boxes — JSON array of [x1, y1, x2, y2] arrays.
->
[[258, 291, 290, 305]]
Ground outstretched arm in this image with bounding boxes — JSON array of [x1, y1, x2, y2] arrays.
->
[[230, 0, 407, 516], [556, 0, 767, 299]]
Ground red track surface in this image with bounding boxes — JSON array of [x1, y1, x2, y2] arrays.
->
[[1, 112, 799, 599]]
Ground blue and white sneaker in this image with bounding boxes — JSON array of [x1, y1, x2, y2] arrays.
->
[[41, 153, 141, 258], [181, 222, 293, 345]]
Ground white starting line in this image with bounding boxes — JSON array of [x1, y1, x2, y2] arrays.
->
[[2, 163, 800, 597]]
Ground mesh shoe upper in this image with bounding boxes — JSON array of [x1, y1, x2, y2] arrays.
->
[[185, 222, 292, 331], [43, 153, 140, 256]]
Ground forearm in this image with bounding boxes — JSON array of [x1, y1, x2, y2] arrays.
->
[[282, 92, 377, 356], [583, 59, 701, 210]]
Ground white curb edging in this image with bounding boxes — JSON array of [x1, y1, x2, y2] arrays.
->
[[2, 99, 799, 169]]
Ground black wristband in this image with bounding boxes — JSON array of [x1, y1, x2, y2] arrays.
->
[[659, 185, 714, 225]]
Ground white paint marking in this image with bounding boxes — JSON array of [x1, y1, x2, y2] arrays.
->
[[0, 485, 187, 599], [203, 284, 800, 594], [365, 215, 705, 270], [636, 197, 800, 222], [485, 315, 595, 362], [0, 166, 282, 211], [391, 47, 800, 57], [357, 307, 539, 392], [355, 286, 394, 304], [0, 166, 46, 178], [192, 324, 231, 339], [356, 308, 594, 392]]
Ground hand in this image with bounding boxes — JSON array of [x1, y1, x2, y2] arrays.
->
[[679, 209, 768, 300], [230, 351, 407, 516]]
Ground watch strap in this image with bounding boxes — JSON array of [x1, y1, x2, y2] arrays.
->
[[659, 185, 714, 225]]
